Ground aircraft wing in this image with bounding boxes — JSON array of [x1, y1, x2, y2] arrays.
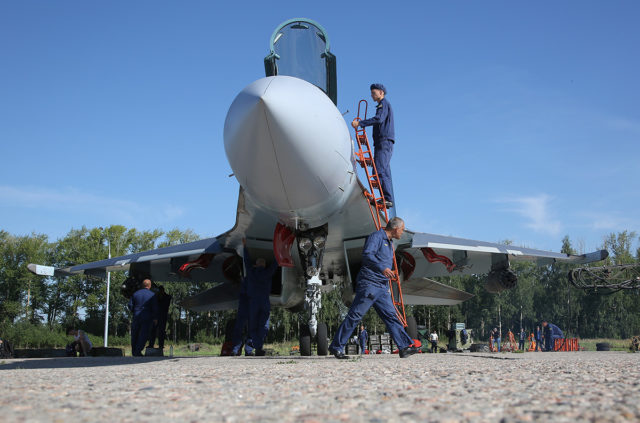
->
[[400, 231, 609, 277], [28, 187, 279, 288]]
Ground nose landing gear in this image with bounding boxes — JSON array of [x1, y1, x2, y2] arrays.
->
[[296, 224, 329, 356]]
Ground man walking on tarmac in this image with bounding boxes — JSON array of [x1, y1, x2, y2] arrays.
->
[[352, 83, 395, 209], [329, 217, 419, 359]]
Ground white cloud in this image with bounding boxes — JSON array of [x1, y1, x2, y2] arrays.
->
[[0, 185, 184, 226], [495, 194, 562, 236]]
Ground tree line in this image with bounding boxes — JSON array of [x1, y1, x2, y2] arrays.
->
[[1, 226, 639, 347]]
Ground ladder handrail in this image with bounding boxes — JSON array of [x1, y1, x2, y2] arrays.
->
[[353, 100, 408, 328]]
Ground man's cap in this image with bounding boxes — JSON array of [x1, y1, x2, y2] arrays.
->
[[370, 83, 386, 94]]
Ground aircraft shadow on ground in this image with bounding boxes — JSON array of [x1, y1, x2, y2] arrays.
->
[[0, 355, 336, 370], [0, 356, 181, 370]]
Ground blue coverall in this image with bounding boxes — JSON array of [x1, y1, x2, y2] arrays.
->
[[128, 288, 158, 357], [545, 323, 563, 351], [359, 328, 368, 354], [330, 229, 413, 354], [231, 277, 252, 356], [244, 247, 278, 353], [358, 97, 395, 204]]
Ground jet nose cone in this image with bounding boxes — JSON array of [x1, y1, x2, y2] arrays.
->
[[224, 76, 353, 223]]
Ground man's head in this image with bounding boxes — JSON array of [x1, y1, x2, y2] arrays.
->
[[370, 83, 386, 102], [66, 327, 77, 336], [142, 278, 152, 289], [385, 217, 405, 239], [158, 286, 165, 294], [542, 321, 548, 327], [255, 258, 266, 268], [360, 325, 364, 331]]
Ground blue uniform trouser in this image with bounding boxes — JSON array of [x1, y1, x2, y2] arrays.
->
[[535, 338, 542, 351], [374, 140, 394, 204], [231, 294, 252, 355], [131, 317, 152, 356], [360, 340, 366, 354], [330, 279, 412, 353], [249, 298, 270, 351]]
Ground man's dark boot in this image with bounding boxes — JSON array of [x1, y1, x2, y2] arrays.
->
[[329, 347, 349, 360], [399, 346, 419, 358]]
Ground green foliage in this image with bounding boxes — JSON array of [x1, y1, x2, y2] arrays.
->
[[1, 226, 639, 345]]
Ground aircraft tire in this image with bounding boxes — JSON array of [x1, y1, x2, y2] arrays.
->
[[316, 322, 328, 356], [406, 316, 418, 340], [596, 342, 611, 351], [300, 324, 312, 356]]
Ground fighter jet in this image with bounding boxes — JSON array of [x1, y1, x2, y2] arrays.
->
[[28, 18, 607, 355]]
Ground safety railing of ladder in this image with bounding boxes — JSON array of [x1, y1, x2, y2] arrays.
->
[[353, 99, 408, 327]]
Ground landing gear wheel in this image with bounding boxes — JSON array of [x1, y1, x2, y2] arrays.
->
[[300, 324, 311, 356], [316, 322, 328, 356], [406, 316, 418, 340]]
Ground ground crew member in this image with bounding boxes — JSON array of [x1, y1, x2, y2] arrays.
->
[[519, 328, 526, 351], [66, 327, 93, 357], [542, 321, 563, 351], [492, 328, 501, 352], [148, 285, 171, 351], [535, 325, 543, 351], [329, 217, 418, 359], [231, 274, 253, 356], [358, 324, 368, 354], [128, 278, 158, 357], [243, 238, 278, 356], [430, 330, 438, 353], [351, 83, 396, 208]]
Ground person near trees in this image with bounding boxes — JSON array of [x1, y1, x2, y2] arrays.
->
[[66, 327, 92, 357], [430, 330, 439, 353], [519, 328, 526, 351], [358, 324, 368, 354], [535, 325, 543, 351], [329, 217, 419, 359], [243, 238, 278, 356], [148, 285, 171, 351], [492, 327, 501, 352], [128, 278, 158, 357]]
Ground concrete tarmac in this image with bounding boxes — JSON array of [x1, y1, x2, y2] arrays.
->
[[2, 351, 639, 422]]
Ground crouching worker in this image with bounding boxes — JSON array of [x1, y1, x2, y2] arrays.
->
[[66, 328, 93, 357], [329, 217, 419, 359]]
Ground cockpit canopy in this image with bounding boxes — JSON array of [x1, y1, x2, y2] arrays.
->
[[264, 18, 337, 105]]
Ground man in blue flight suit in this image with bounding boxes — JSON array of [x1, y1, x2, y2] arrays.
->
[[329, 217, 419, 359], [351, 83, 396, 208], [230, 273, 253, 356], [358, 324, 368, 355], [542, 321, 563, 351], [128, 278, 158, 357], [243, 238, 279, 356]]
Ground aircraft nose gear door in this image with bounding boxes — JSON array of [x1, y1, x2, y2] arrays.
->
[[296, 225, 328, 340]]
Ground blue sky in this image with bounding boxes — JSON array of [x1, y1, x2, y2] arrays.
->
[[1, 1, 639, 254]]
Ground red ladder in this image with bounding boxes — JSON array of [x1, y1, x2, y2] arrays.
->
[[353, 99, 408, 327]]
